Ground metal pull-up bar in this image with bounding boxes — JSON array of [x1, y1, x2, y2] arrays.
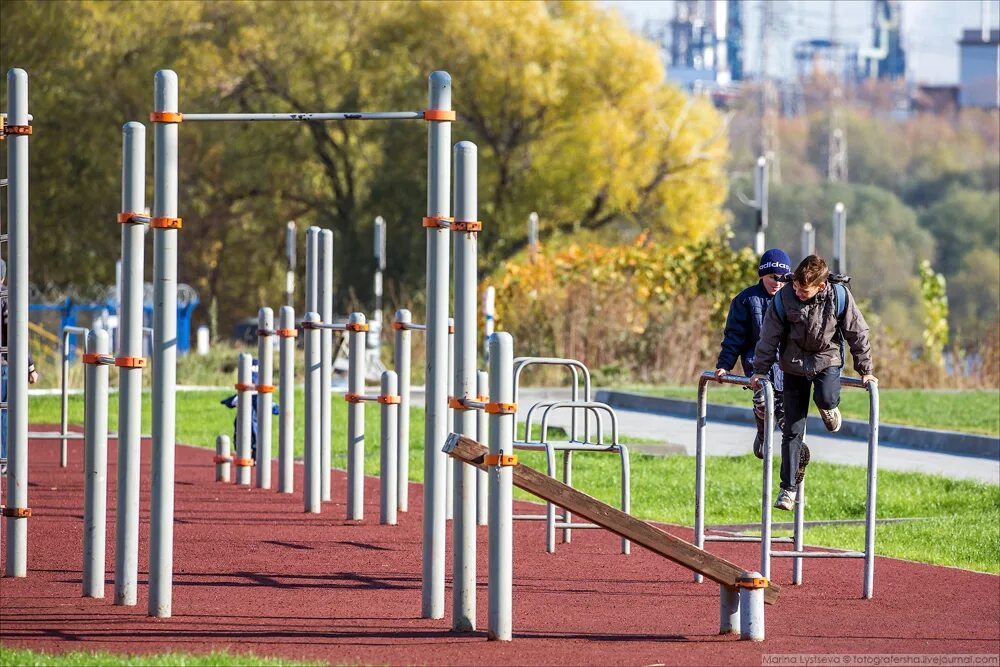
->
[[158, 110, 455, 123]]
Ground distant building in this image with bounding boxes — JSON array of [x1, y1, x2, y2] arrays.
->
[[912, 85, 960, 114], [867, 0, 906, 81], [958, 28, 1000, 109], [647, 0, 744, 95]]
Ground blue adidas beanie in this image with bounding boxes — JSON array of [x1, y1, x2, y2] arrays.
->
[[758, 248, 791, 277]]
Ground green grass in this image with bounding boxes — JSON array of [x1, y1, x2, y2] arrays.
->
[[0, 647, 327, 667], [619, 384, 1000, 436], [28, 390, 1000, 575]]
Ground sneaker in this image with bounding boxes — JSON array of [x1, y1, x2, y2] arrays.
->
[[819, 407, 842, 432], [795, 444, 810, 485], [774, 488, 796, 511], [752, 431, 764, 460]]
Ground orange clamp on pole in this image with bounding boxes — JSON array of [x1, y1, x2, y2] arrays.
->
[[150, 111, 183, 123], [233, 457, 256, 468], [422, 215, 454, 229], [483, 453, 518, 467], [3, 124, 32, 136], [1, 506, 32, 518], [257, 329, 276, 337], [450, 220, 483, 232], [150, 217, 182, 229], [212, 455, 233, 464], [423, 109, 456, 121], [736, 575, 770, 589], [276, 328, 298, 337], [235, 383, 255, 392], [377, 394, 401, 405], [255, 385, 275, 394], [448, 397, 468, 410], [344, 393, 364, 403], [117, 212, 144, 224], [484, 402, 517, 415], [345, 322, 369, 332], [115, 356, 147, 369]]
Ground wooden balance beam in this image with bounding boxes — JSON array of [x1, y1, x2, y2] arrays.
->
[[444, 433, 779, 604]]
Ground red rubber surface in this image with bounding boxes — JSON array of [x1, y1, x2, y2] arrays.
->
[[2, 430, 998, 665]]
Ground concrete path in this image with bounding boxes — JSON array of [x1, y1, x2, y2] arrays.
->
[[508, 388, 1000, 485]]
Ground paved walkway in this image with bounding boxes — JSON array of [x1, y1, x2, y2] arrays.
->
[[506, 388, 1000, 485]]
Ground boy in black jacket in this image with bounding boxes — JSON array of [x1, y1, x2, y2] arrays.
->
[[715, 248, 791, 458]]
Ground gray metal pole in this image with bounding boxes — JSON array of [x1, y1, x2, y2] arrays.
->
[[319, 229, 333, 501], [833, 202, 846, 274], [256, 308, 274, 489], [693, 376, 708, 584], [394, 309, 412, 512], [285, 221, 296, 308], [801, 222, 815, 260], [528, 211, 539, 264], [215, 435, 231, 483], [82, 330, 109, 598], [278, 306, 296, 493], [793, 480, 805, 584], [738, 572, 766, 641], [346, 312, 367, 520], [422, 70, 452, 620], [446, 317, 454, 521], [487, 332, 514, 641], [719, 585, 740, 635], [755, 156, 768, 255], [373, 216, 385, 355], [305, 227, 319, 315], [303, 312, 321, 513], [4, 68, 30, 577], [379, 370, 398, 525], [863, 382, 880, 599], [452, 141, 479, 632], [476, 369, 488, 526], [60, 325, 87, 465], [760, 381, 775, 582], [235, 353, 253, 486], [149, 69, 179, 618], [115, 121, 146, 606]]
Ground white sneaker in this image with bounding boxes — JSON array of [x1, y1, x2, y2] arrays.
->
[[774, 488, 796, 511], [819, 407, 842, 432]]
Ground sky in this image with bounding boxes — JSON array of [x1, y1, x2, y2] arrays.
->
[[601, 0, 1000, 85]]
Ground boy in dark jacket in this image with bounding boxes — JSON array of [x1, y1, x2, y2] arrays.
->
[[751, 255, 877, 511], [715, 248, 791, 458]]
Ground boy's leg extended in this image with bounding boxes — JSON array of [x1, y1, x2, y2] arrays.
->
[[780, 373, 810, 493], [812, 366, 842, 410]]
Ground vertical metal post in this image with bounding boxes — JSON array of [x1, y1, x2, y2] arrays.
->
[[446, 317, 454, 521], [422, 70, 452, 620], [379, 370, 398, 525], [482, 286, 495, 361], [372, 216, 386, 356], [4, 68, 29, 577], [278, 306, 295, 493], [863, 382, 880, 599], [319, 229, 333, 502], [719, 586, 740, 635], [148, 69, 179, 618], [394, 309, 412, 512], [215, 435, 231, 483], [754, 156, 768, 255], [285, 221, 296, 308], [114, 121, 145, 606], [833, 202, 846, 274], [82, 330, 109, 598], [738, 573, 766, 641], [256, 308, 274, 489], [487, 332, 514, 641], [235, 353, 253, 486], [760, 381, 775, 582], [346, 312, 367, 520], [528, 211, 539, 264], [476, 369, 489, 526], [793, 479, 805, 584], [452, 140, 479, 632], [693, 377, 708, 584], [303, 312, 321, 513], [305, 227, 319, 315], [801, 222, 815, 260]]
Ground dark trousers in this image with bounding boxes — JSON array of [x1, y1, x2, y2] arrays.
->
[[779, 366, 841, 492]]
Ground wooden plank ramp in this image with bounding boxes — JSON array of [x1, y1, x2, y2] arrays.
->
[[444, 433, 779, 604]]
